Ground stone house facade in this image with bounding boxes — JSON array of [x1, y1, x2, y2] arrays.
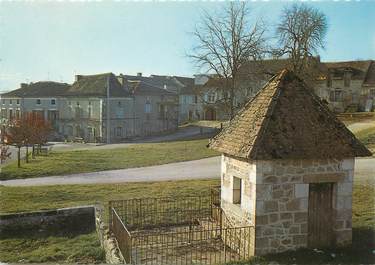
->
[[315, 61, 375, 112], [122, 73, 199, 124], [209, 70, 371, 256], [198, 59, 375, 120], [0, 73, 178, 143], [126, 79, 178, 136]]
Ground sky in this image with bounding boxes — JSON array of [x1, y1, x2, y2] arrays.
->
[[0, 1, 374, 92]]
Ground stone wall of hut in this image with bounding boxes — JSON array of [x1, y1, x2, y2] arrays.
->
[[220, 154, 354, 256]]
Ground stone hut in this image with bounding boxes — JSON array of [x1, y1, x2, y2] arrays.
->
[[209, 69, 372, 255]]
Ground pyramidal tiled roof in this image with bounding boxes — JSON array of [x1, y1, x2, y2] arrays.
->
[[209, 69, 372, 160]]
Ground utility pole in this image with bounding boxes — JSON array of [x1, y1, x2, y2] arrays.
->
[[106, 76, 111, 144]]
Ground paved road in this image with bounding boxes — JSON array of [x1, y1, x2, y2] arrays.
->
[[347, 120, 375, 133], [1, 156, 373, 187], [0, 157, 221, 186]]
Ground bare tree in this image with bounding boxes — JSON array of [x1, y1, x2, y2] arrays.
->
[[275, 3, 328, 79], [190, 3, 267, 119]]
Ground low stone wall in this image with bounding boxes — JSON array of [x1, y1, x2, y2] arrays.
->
[[95, 206, 125, 264], [0, 206, 96, 238]]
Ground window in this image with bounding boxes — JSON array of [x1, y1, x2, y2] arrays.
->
[[9, 99, 12, 105], [36, 99, 41, 105], [326, 73, 332, 88], [145, 100, 151, 113], [15, 109, 20, 119], [329, 89, 343, 102], [370, 89, 375, 98], [16, 99, 20, 105], [9, 109, 13, 120], [233, 177, 242, 205], [116, 127, 123, 137], [2, 99, 5, 105], [344, 72, 351, 87], [88, 106, 92, 119], [1, 109, 6, 119], [75, 107, 82, 119], [194, 95, 198, 104], [51, 99, 56, 105], [207, 93, 215, 103]]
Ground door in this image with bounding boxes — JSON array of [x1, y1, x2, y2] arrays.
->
[[205, 108, 216, 120], [308, 183, 334, 248]]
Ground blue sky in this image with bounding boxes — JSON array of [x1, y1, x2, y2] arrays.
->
[[0, 1, 374, 92]]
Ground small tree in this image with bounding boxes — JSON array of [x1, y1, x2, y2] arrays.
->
[[30, 113, 52, 155], [190, 2, 268, 119], [5, 119, 28, 168], [275, 3, 328, 81]]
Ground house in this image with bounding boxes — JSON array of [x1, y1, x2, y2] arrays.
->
[[209, 70, 371, 255], [125, 78, 178, 136], [121, 73, 199, 124], [0, 81, 70, 131], [316, 60, 375, 112], [0, 73, 179, 143], [197, 59, 375, 120]]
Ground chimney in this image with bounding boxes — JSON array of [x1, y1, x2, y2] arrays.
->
[[137, 72, 142, 77], [117, 73, 125, 86], [75, 75, 83, 82]]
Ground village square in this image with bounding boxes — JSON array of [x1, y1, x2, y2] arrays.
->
[[0, 1, 374, 265]]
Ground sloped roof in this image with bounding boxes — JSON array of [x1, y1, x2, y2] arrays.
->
[[66, 73, 130, 97], [364, 61, 375, 86], [323, 60, 372, 80], [1, 81, 69, 98], [173, 76, 195, 94], [209, 70, 372, 160], [122, 74, 195, 94], [127, 80, 176, 96]]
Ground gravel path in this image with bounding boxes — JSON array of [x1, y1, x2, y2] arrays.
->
[[1, 156, 373, 187], [347, 120, 375, 133], [0, 156, 221, 186]]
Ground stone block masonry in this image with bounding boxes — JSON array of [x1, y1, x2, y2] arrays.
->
[[255, 158, 354, 255], [0, 206, 96, 238], [220, 155, 355, 256]]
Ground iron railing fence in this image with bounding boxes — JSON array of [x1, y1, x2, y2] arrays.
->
[[109, 193, 219, 230], [131, 224, 254, 265], [108, 189, 255, 265], [111, 208, 132, 263]]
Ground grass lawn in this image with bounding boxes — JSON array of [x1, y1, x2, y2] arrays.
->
[[0, 179, 374, 264], [0, 180, 217, 263], [0, 232, 105, 263], [355, 126, 375, 154], [0, 139, 218, 180]]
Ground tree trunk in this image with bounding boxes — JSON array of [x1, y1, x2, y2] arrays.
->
[[17, 147, 21, 168], [32, 145, 35, 159], [25, 145, 29, 163], [229, 87, 235, 120]]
